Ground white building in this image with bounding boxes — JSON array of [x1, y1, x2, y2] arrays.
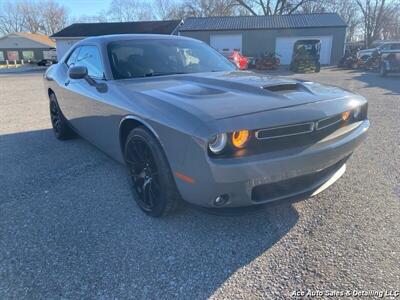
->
[[51, 20, 182, 60]]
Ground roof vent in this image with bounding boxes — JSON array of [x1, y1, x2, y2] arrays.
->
[[262, 83, 299, 93]]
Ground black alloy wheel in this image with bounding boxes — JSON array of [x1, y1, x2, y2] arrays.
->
[[124, 127, 180, 217], [126, 136, 161, 212], [49, 93, 75, 140], [50, 100, 61, 134]]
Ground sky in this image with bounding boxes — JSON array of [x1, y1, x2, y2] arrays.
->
[[53, 0, 112, 18]]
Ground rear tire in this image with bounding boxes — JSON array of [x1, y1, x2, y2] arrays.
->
[[49, 93, 75, 140], [124, 127, 181, 217]]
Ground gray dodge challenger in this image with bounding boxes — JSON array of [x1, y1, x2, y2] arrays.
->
[[43, 34, 369, 217]]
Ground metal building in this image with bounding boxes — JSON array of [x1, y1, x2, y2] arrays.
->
[[179, 13, 347, 65]]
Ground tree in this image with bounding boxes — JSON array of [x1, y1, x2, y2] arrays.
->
[[0, 1, 26, 35], [183, 0, 238, 17], [19, 0, 42, 33], [107, 0, 153, 21], [152, 0, 177, 20], [40, 0, 68, 35], [379, 1, 400, 40], [70, 11, 109, 24], [356, 0, 389, 46], [152, 0, 243, 19], [301, 0, 362, 42], [0, 0, 68, 35], [235, 0, 313, 15]]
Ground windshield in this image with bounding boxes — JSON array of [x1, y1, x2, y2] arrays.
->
[[295, 42, 320, 56], [107, 38, 236, 79]]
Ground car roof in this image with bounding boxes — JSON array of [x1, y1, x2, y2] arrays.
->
[[380, 41, 400, 45], [76, 34, 197, 47]]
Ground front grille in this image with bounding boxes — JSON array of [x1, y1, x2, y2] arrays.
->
[[256, 122, 314, 140], [251, 112, 354, 154], [211, 104, 367, 159], [251, 158, 347, 202], [316, 114, 342, 130]]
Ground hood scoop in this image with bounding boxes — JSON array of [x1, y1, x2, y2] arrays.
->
[[261, 83, 300, 93], [262, 83, 300, 93]]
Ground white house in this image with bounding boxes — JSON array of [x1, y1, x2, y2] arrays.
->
[[51, 20, 182, 60]]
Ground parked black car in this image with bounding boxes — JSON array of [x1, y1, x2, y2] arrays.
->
[[379, 50, 400, 77], [37, 59, 57, 66]]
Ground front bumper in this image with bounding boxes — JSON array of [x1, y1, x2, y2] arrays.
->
[[176, 120, 369, 208]]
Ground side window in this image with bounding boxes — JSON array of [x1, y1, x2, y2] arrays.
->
[[75, 46, 104, 79], [391, 43, 400, 50], [380, 44, 390, 51], [66, 47, 80, 67]]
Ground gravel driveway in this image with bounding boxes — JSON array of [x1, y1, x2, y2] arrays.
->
[[0, 69, 399, 299]]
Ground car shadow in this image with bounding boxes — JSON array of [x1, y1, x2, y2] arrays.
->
[[1, 128, 299, 299], [347, 70, 400, 96]]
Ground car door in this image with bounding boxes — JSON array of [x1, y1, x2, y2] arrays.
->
[[56, 46, 81, 121], [61, 45, 115, 148]]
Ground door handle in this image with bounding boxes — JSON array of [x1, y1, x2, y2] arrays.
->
[[65, 80, 70, 86]]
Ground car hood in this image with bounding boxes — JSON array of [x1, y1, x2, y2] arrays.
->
[[115, 71, 355, 120]]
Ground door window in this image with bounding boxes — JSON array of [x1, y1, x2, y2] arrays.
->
[[75, 46, 104, 79], [66, 47, 80, 67], [380, 44, 390, 51]]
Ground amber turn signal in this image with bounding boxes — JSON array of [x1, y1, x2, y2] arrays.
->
[[231, 130, 250, 148], [342, 111, 351, 121]]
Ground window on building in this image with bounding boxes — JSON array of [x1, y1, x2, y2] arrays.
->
[[7, 51, 19, 61], [0, 51, 4, 61], [22, 51, 34, 61]]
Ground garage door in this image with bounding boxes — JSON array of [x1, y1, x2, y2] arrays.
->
[[210, 34, 242, 56], [275, 36, 333, 65]]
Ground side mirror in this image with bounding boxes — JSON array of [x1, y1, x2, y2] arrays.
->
[[68, 66, 88, 80]]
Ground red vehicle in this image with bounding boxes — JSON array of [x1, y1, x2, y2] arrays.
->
[[228, 51, 249, 70]]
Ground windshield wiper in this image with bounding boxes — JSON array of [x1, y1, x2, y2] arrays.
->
[[144, 71, 187, 77]]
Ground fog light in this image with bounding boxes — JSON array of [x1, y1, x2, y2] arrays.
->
[[214, 194, 229, 206]]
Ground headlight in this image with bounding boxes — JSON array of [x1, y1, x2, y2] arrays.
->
[[208, 133, 227, 154], [353, 106, 361, 119], [231, 130, 250, 148]]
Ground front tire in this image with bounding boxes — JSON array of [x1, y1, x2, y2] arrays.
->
[[124, 127, 181, 217], [49, 93, 75, 140]]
